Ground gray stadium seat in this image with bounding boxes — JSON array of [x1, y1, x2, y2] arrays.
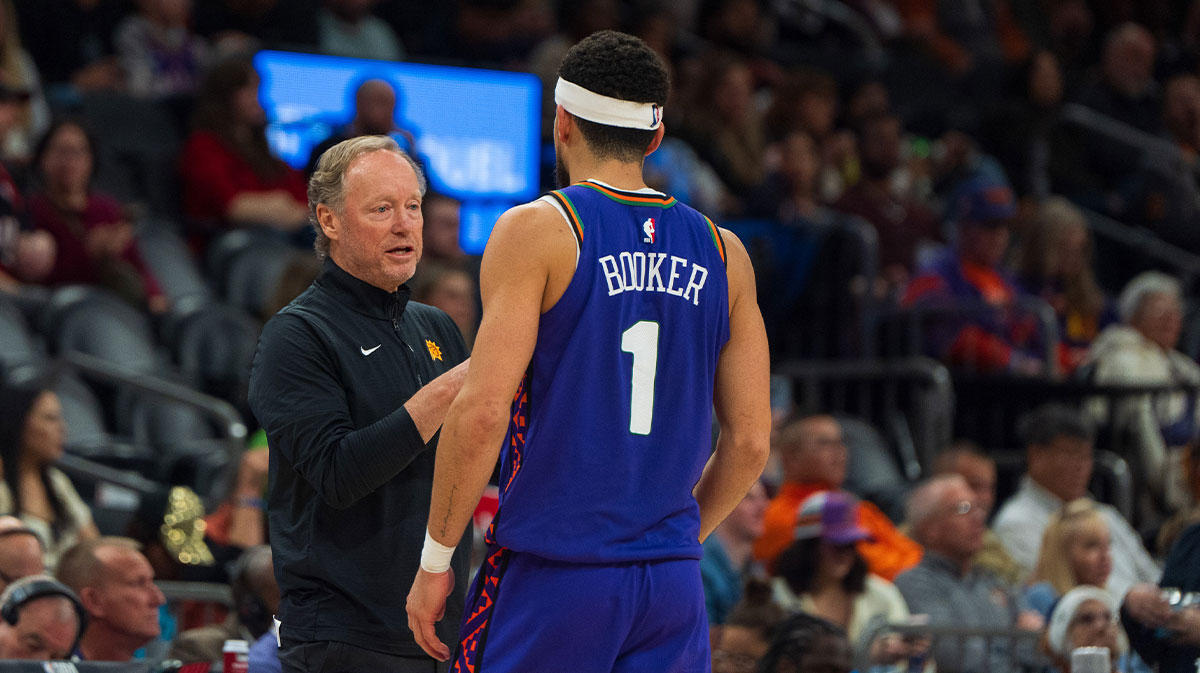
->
[[223, 241, 297, 316], [136, 223, 211, 302], [0, 293, 44, 374], [171, 302, 260, 408], [42, 286, 162, 374]]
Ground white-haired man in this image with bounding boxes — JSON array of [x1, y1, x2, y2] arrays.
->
[[896, 475, 1042, 673]]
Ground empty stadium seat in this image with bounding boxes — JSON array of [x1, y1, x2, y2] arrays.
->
[[136, 223, 212, 302], [41, 286, 163, 374], [223, 240, 298, 316], [0, 293, 44, 374], [170, 302, 261, 408]]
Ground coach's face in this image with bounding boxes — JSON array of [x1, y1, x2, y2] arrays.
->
[[325, 150, 424, 292]]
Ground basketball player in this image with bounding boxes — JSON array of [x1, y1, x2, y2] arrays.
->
[[407, 30, 770, 672]]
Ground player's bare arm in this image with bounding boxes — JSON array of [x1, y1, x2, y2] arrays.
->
[[406, 199, 575, 660], [693, 227, 771, 542]]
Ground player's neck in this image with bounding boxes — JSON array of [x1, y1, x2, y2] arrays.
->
[[568, 156, 648, 193]]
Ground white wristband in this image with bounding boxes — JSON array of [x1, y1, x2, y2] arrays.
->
[[420, 530, 455, 573]]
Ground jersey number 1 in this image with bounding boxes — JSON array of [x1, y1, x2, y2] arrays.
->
[[621, 321, 660, 435]]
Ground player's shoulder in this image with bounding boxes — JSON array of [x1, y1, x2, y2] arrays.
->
[[486, 198, 578, 254]]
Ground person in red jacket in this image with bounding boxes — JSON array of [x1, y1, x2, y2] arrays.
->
[[30, 119, 165, 311], [179, 56, 308, 251]]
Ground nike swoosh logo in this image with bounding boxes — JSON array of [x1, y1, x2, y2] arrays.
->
[[360, 345, 381, 356]]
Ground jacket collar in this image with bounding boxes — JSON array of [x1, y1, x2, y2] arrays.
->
[[317, 256, 411, 319]]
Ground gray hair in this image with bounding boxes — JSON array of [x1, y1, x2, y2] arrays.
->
[[307, 135, 427, 260], [905, 474, 967, 541], [1117, 271, 1181, 324]]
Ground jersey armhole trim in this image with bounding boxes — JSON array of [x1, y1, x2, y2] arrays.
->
[[704, 216, 728, 268], [546, 190, 584, 246], [536, 193, 580, 268]]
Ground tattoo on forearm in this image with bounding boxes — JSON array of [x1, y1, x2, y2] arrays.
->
[[439, 485, 456, 537]]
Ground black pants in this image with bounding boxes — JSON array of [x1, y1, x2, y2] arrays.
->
[[278, 637, 448, 673]]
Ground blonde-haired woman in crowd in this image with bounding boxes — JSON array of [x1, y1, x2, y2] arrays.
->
[[1026, 498, 1113, 619]]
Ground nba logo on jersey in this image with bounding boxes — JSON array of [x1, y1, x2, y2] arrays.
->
[[642, 217, 656, 244]]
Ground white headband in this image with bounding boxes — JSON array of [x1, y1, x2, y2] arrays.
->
[[1048, 586, 1119, 656], [554, 78, 663, 130]]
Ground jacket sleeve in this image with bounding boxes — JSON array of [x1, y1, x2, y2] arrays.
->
[[248, 313, 428, 510]]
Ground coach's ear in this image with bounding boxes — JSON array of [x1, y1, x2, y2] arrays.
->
[[645, 123, 665, 157], [316, 203, 340, 242]]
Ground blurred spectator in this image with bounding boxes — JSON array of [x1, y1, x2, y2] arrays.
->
[[1157, 447, 1200, 557], [757, 612, 853, 673], [192, 0, 319, 52], [896, 474, 1041, 673], [261, 251, 321, 321], [1069, 23, 1161, 219], [1025, 498, 1113, 618], [701, 480, 767, 625], [30, 119, 167, 312], [1083, 272, 1199, 516], [180, 57, 309, 248], [0, 516, 44, 591], [754, 415, 922, 581], [711, 577, 786, 673], [1162, 73, 1200, 158], [1012, 197, 1115, 373], [837, 113, 940, 289], [1121, 522, 1200, 673], [979, 50, 1066, 197], [742, 130, 861, 359], [895, 0, 1030, 77], [931, 444, 1023, 585], [0, 148, 53, 291], [114, 0, 209, 99], [0, 574, 84, 661], [202, 447, 268, 551], [0, 0, 47, 162], [317, 0, 403, 61], [697, 0, 772, 62], [0, 379, 99, 570], [677, 51, 765, 213], [1046, 586, 1129, 673], [306, 79, 411, 176], [14, 0, 125, 94], [763, 69, 853, 202], [419, 192, 464, 267], [992, 404, 1160, 598], [414, 263, 478, 349], [57, 537, 166, 662], [527, 0, 619, 139], [1076, 23, 1160, 135], [771, 491, 912, 665], [451, 0, 554, 64], [901, 172, 1045, 375], [171, 545, 276, 664]]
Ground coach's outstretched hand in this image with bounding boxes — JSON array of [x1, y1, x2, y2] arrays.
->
[[407, 567, 455, 661]]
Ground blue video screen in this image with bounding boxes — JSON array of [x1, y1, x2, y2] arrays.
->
[[253, 50, 542, 253]]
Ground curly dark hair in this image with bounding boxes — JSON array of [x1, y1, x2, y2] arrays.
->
[[773, 537, 868, 596], [758, 612, 850, 673], [557, 30, 669, 162]]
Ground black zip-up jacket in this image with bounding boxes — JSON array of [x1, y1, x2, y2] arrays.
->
[[248, 257, 470, 658]]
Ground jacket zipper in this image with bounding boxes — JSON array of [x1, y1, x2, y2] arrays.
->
[[391, 305, 424, 386]]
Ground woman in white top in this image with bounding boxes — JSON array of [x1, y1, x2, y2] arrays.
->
[[0, 378, 99, 570], [772, 490, 912, 664]]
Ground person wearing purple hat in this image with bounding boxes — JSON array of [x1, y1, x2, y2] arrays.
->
[[770, 491, 913, 664], [901, 170, 1048, 375]]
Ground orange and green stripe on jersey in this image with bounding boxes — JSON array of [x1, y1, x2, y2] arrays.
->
[[703, 215, 727, 266], [546, 190, 584, 245], [576, 180, 678, 208]]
